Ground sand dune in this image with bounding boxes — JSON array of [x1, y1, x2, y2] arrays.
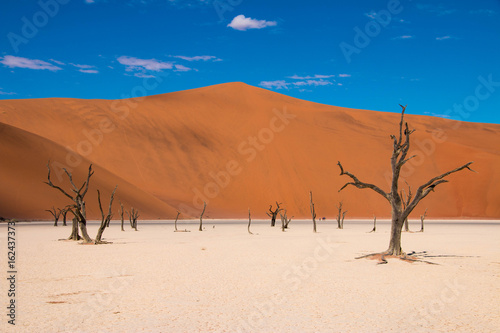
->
[[0, 82, 499, 219]]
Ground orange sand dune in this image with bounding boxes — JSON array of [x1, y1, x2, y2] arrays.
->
[[0, 82, 499, 220]]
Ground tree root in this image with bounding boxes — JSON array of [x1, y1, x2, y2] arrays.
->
[[355, 252, 438, 265]]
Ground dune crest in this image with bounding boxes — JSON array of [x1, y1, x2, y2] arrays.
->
[[1, 82, 499, 219]]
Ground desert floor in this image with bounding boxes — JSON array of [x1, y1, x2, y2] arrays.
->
[[1, 219, 499, 333]]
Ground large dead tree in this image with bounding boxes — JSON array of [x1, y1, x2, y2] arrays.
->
[[45, 163, 94, 243], [338, 105, 474, 258], [309, 191, 317, 233], [95, 186, 118, 244], [267, 202, 282, 227]]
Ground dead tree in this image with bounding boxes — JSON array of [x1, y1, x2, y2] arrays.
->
[[338, 105, 475, 258], [95, 186, 117, 244], [336, 201, 347, 229], [267, 202, 282, 227], [46, 206, 62, 226], [199, 201, 206, 231], [247, 208, 253, 235], [119, 201, 125, 231], [310, 191, 317, 233], [45, 162, 94, 243], [174, 211, 180, 231], [279, 209, 293, 232], [401, 183, 412, 232], [127, 208, 139, 231], [369, 215, 376, 233], [419, 208, 427, 232], [61, 208, 69, 226]]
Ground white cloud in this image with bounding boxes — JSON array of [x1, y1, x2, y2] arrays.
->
[[227, 15, 277, 31], [0, 88, 16, 95], [288, 74, 335, 80], [259, 80, 289, 89], [338, 74, 351, 77], [50, 59, 66, 66], [292, 79, 333, 87], [85, 0, 95, 3], [117, 56, 174, 71], [0, 55, 62, 71], [134, 73, 155, 78], [435, 35, 457, 41], [174, 64, 193, 72], [392, 35, 414, 40], [79, 69, 99, 74], [173, 55, 221, 62], [70, 63, 95, 69]]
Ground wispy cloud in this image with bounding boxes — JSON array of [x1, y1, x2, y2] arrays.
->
[[435, 35, 458, 41], [0, 55, 62, 71], [424, 111, 452, 119], [392, 35, 414, 40], [79, 69, 99, 74], [227, 15, 277, 31], [288, 74, 335, 80], [470, 9, 497, 16], [117, 56, 174, 72], [416, 4, 457, 16], [0, 88, 16, 95], [174, 64, 193, 72], [260, 80, 290, 90], [172, 55, 222, 62], [50, 59, 66, 66], [260, 73, 349, 90], [69, 63, 99, 73]]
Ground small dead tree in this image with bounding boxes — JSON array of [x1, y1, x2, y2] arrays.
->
[[174, 211, 180, 231], [127, 207, 139, 231], [336, 201, 347, 229], [267, 202, 282, 227], [419, 208, 427, 232], [46, 206, 62, 226], [310, 191, 317, 233], [45, 162, 94, 243], [119, 201, 125, 231], [338, 105, 475, 259], [248, 208, 253, 235], [61, 207, 69, 226], [199, 201, 206, 231], [279, 209, 294, 232], [369, 215, 376, 233], [95, 186, 117, 244]]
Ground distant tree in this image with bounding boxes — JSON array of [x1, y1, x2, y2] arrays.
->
[[127, 207, 139, 231], [119, 201, 125, 231], [247, 208, 253, 235], [267, 202, 282, 227], [369, 215, 376, 233], [199, 201, 206, 231], [309, 191, 317, 233], [336, 201, 347, 229], [46, 206, 62, 226], [419, 208, 428, 232], [338, 105, 474, 259]]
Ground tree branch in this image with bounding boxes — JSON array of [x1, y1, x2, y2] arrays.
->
[[337, 161, 390, 202]]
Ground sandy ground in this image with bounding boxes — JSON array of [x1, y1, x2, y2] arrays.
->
[[1, 219, 499, 333]]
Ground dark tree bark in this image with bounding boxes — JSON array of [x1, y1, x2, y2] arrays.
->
[[61, 208, 68, 226], [199, 201, 206, 231], [45, 162, 94, 243], [310, 191, 317, 233], [95, 186, 117, 244], [68, 216, 82, 241], [267, 202, 282, 227], [174, 211, 180, 232], [119, 201, 125, 231], [46, 206, 62, 226], [127, 207, 139, 231], [419, 208, 427, 232], [338, 105, 475, 257], [336, 202, 347, 229], [248, 208, 253, 235], [369, 215, 376, 233]]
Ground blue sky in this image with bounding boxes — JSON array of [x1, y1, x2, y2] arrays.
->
[[1, 0, 499, 123]]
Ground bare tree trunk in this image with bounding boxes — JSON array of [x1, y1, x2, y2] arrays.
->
[[95, 186, 117, 244], [174, 211, 180, 232], [267, 202, 282, 227], [369, 215, 376, 233], [46, 207, 61, 226], [61, 209, 68, 226], [419, 208, 427, 232], [120, 202, 124, 231], [199, 201, 206, 231], [310, 191, 317, 233], [336, 202, 347, 229], [127, 207, 139, 231], [386, 214, 404, 255], [247, 208, 253, 235], [68, 217, 82, 240]]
